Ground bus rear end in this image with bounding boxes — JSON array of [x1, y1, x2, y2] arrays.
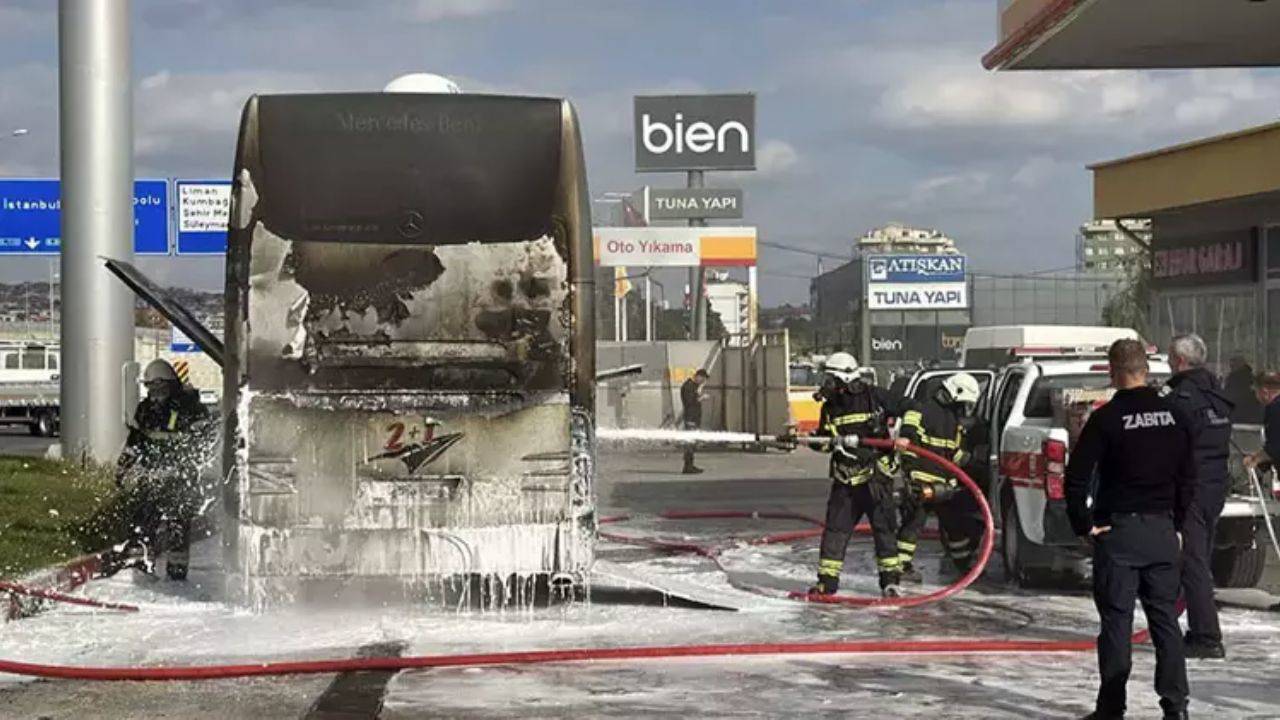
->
[[222, 93, 595, 607]]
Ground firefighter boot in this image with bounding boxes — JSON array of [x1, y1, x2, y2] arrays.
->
[[808, 574, 839, 596], [166, 548, 189, 581], [879, 571, 903, 598]]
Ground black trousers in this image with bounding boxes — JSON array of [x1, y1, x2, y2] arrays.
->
[[1092, 512, 1188, 717], [125, 469, 199, 558], [681, 420, 699, 469], [1181, 479, 1226, 645], [898, 482, 982, 569], [818, 465, 900, 586]]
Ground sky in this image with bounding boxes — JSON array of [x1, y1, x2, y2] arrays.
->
[[2, 0, 1280, 304]]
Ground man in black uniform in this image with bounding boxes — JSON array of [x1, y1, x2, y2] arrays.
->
[[1066, 339, 1193, 720], [1164, 333, 1233, 659], [807, 352, 914, 597], [1245, 371, 1280, 474], [106, 359, 212, 580], [894, 372, 983, 581], [680, 369, 708, 474]]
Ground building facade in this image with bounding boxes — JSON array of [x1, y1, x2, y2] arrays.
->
[[856, 223, 959, 256], [1078, 219, 1150, 275]]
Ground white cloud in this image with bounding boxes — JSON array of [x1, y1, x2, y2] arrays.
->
[[754, 139, 801, 177], [133, 69, 333, 171], [407, 0, 511, 23], [1010, 155, 1061, 188]]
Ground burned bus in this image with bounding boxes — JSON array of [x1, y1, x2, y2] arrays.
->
[[111, 93, 596, 607]]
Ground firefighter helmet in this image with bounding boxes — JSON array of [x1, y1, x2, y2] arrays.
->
[[823, 352, 860, 384], [143, 359, 178, 383], [942, 372, 981, 408]]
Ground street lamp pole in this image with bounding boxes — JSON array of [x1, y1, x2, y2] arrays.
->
[[58, 0, 135, 462]]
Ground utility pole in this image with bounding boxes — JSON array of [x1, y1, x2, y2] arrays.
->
[[59, 0, 135, 462], [688, 170, 706, 340]]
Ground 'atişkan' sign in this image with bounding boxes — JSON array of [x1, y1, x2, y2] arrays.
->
[[866, 254, 968, 310]]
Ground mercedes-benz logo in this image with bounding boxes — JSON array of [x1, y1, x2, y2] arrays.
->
[[398, 210, 424, 239]]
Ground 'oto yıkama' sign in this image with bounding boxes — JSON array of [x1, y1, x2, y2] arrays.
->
[[594, 227, 756, 267]]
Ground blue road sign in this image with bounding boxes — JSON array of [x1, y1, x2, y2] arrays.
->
[[175, 179, 231, 255], [170, 326, 199, 353], [0, 178, 170, 255]]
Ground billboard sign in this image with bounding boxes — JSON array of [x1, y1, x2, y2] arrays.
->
[[869, 323, 970, 362], [0, 179, 170, 255], [866, 254, 968, 310], [646, 187, 743, 220], [634, 94, 755, 172], [176, 180, 231, 255], [1152, 229, 1257, 288], [595, 227, 756, 267]]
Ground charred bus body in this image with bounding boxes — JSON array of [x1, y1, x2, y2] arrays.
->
[[114, 93, 597, 607], [224, 93, 596, 606]]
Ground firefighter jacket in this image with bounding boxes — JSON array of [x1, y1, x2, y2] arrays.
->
[[898, 399, 969, 485], [815, 383, 913, 484]]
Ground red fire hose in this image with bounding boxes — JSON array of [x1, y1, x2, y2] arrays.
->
[[0, 439, 1159, 681]]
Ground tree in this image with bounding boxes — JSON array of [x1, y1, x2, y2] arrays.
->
[[1102, 256, 1152, 338]]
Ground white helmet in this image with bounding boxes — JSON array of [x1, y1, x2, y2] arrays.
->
[[823, 352, 859, 384], [383, 73, 462, 94], [942, 372, 981, 407], [143, 359, 178, 383]]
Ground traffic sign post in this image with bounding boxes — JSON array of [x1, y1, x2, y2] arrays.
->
[[0, 178, 169, 255], [175, 179, 230, 255]]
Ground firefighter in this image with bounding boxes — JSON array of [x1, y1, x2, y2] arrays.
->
[[893, 372, 983, 582], [1065, 339, 1192, 720], [1163, 333, 1234, 660], [807, 352, 914, 598], [105, 359, 211, 581]]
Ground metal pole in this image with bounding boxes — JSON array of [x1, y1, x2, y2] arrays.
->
[[58, 0, 135, 463], [644, 272, 652, 342], [688, 170, 707, 340]]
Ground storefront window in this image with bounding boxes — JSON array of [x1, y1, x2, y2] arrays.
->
[[1269, 289, 1280, 373], [1157, 292, 1256, 376]]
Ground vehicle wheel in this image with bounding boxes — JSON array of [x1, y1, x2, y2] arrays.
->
[[1002, 496, 1051, 588], [1211, 543, 1266, 588], [35, 411, 58, 438]]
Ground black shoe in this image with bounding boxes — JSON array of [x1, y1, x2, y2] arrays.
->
[[900, 563, 923, 584], [1184, 638, 1225, 660], [808, 576, 838, 596], [878, 571, 902, 597], [166, 562, 188, 581], [97, 540, 150, 578], [1161, 710, 1189, 720], [682, 466, 704, 475]]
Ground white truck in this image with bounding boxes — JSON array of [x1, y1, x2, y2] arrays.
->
[[0, 342, 60, 436]]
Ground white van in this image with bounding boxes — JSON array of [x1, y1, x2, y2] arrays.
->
[[960, 326, 1139, 369]]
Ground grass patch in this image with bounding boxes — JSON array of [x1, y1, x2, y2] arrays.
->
[[0, 455, 120, 578]]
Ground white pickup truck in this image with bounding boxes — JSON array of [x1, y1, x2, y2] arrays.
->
[[988, 356, 1276, 588]]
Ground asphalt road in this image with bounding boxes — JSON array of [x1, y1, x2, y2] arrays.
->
[[0, 446, 1277, 718], [0, 425, 55, 457]]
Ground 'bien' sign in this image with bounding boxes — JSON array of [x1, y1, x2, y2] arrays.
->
[[634, 94, 755, 173]]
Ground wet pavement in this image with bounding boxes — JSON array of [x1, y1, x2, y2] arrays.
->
[[0, 447, 1277, 718]]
